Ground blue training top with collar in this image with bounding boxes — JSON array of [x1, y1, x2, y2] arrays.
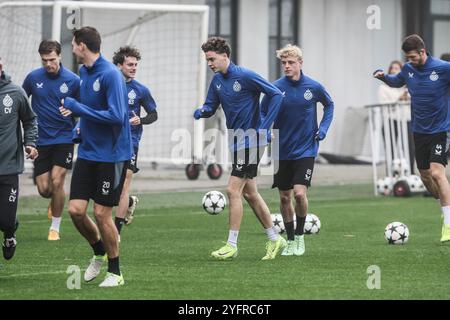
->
[[263, 72, 334, 160], [126, 79, 157, 148], [64, 55, 132, 162], [22, 64, 79, 146], [198, 62, 283, 151], [381, 55, 450, 134]]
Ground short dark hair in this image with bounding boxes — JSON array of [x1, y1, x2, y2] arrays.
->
[[73, 26, 101, 53], [38, 40, 61, 55], [201, 37, 231, 57], [440, 53, 450, 62], [401, 34, 425, 53], [112, 46, 141, 65]]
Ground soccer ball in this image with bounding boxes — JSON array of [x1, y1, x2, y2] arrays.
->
[[376, 177, 393, 196], [271, 213, 297, 234], [271, 213, 285, 234], [384, 221, 409, 245], [304, 213, 321, 234], [392, 158, 408, 177], [202, 190, 226, 215], [406, 175, 426, 193]]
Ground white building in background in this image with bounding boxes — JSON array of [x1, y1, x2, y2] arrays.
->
[[1, 0, 449, 159]]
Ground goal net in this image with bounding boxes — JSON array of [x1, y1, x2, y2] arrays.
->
[[0, 1, 208, 167]]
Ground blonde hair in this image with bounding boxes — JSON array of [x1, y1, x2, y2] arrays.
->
[[276, 44, 303, 61]]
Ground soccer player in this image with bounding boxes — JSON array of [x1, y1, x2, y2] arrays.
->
[[112, 46, 158, 236], [0, 56, 38, 260], [22, 40, 80, 241], [374, 34, 450, 242], [59, 26, 132, 287], [263, 44, 334, 256], [193, 37, 286, 260]]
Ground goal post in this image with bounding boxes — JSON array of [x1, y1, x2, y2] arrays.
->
[[0, 0, 208, 166]]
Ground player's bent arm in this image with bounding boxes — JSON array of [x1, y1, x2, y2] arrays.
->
[[194, 105, 216, 119], [373, 69, 384, 78], [317, 103, 334, 140], [247, 72, 283, 131], [260, 95, 269, 124], [259, 92, 282, 131], [103, 71, 130, 124], [140, 109, 157, 125], [140, 87, 158, 125], [63, 97, 124, 125], [317, 85, 334, 139], [195, 82, 220, 119], [64, 69, 128, 125], [373, 69, 405, 88]]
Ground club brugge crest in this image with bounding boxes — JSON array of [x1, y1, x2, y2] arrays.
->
[[3, 94, 13, 107], [304, 89, 313, 101], [233, 80, 241, 92], [93, 78, 100, 92], [430, 71, 439, 81], [128, 89, 137, 104], [60, 82, 69, 94]]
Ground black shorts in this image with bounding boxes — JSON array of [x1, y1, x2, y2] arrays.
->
[[69, 158, 128, 207], [414, 131, 450, 170], [272, 157, 315, 190], [231, 147, 265, 179], [34, 144, 74, 177], [0, 174, 19, 232], [128, 147, 139, 173]]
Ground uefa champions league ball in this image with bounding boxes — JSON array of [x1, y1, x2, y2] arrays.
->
[[384, 222, 409, 244], [271, 213, 297, 234], [202, 190, 226, 215], [271, 213, 285, 234], [304, 213, 321, 234]]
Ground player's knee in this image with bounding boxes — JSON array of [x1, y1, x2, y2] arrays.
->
[[294, 191, 307, 204], [430, 168, 445, 182], [279, 194, 292, 206], [243, 191, 258, 203], [37, 185, 52, 198], [227, 187, 241, 200], [51, 177, 65, 191], [68, 204, 85, 219], [93, 209, 110, 223]]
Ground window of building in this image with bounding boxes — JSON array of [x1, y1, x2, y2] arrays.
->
[[430, 0, 450, 57], [207, 0, 238, 62], [269, 0, 299, 81]]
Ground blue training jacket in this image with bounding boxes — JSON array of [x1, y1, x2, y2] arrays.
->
[[262, 72, 334, 160], [126, 79, 157, 147], [380, 55, 450, 134], [64, 55, 132, 162], [198, 62, 283, 151], [22, 65, 79, 146]]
